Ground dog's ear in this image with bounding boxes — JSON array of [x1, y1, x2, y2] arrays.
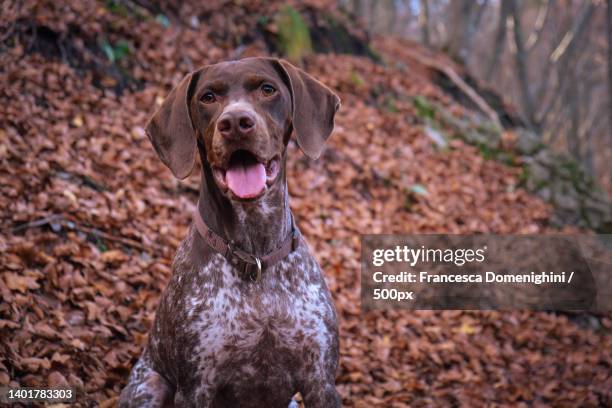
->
[[274, 59, 340, 159], [145, 69, 202, 179]]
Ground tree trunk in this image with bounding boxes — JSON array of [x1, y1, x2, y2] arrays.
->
[[485, 0, 511, 81], [608, 0, 612, 132], [419, 0, 430, 47], [567, 68, 582, 161], [509, 0, 537, 129], [463, 0, 489, 63], [537, 1, 595, 127], [353, 0, 367, 27], [446, 0, 473, 62]]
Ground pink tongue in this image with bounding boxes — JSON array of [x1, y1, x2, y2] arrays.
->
[[226, 162, 266, 198]]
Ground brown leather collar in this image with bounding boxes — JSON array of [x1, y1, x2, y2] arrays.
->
[[192, 205, 300, 282]]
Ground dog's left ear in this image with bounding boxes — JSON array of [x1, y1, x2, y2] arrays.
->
[[145, 69, 202, 179], [273, 59, 341, 159]]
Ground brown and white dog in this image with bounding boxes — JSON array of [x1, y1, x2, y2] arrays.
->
[[119, 57, 341, 407]]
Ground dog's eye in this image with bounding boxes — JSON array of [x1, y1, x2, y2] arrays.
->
[[261, 84, 276, 97], [201, 92, 216, 104]]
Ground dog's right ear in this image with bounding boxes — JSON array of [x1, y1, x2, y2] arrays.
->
[[145, 69, 202, 179]]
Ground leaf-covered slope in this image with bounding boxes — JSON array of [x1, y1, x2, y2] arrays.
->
[[1, 1, 610, 406]]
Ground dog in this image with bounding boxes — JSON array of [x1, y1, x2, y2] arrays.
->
[[119, 57, 341, 407]]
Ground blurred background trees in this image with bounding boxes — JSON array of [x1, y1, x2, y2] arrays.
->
[[340, 0, 611, 189]]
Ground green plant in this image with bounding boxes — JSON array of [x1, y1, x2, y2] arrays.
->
[[155, 14, 170, 27], [275, 6, 313, 63], [101, 39, 131, 63], [349, 71, 365, 88], [412, 95, 436, 120], [106, 0, 129, 17]]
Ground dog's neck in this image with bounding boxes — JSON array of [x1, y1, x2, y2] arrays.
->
[[196, 157, 292, 256]]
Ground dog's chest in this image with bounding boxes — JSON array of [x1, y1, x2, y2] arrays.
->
[[176, 252, 335, 380]]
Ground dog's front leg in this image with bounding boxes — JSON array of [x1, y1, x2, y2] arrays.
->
[[299, 380, 341, 408], [119, 356, 174, 408]]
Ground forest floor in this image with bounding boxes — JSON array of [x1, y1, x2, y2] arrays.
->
[[1, 1, 611, 406]]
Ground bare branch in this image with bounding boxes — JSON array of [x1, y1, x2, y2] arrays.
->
[[549, 1, 595, 63], [525, 0, 550, 51], [401, 48, 502, 130]]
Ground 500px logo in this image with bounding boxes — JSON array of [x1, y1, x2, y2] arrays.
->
[[372, 288, 414, 302]]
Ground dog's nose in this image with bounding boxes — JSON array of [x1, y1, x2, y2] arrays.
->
[[217, 111, 256, 138]]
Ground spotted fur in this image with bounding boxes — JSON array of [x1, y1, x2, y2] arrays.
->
[[120, 222, 340, 407]]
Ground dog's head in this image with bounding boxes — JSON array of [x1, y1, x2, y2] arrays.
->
[[145, 57, 340, 201]]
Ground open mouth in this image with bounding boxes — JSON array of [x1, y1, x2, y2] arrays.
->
[[213, 150, 280, 200]]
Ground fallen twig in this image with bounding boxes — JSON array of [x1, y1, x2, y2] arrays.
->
[[10, 214, 64, 232], [76, 224, 159, 252], [402, 49, 503, 130], [9, 214, 162, 253]]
